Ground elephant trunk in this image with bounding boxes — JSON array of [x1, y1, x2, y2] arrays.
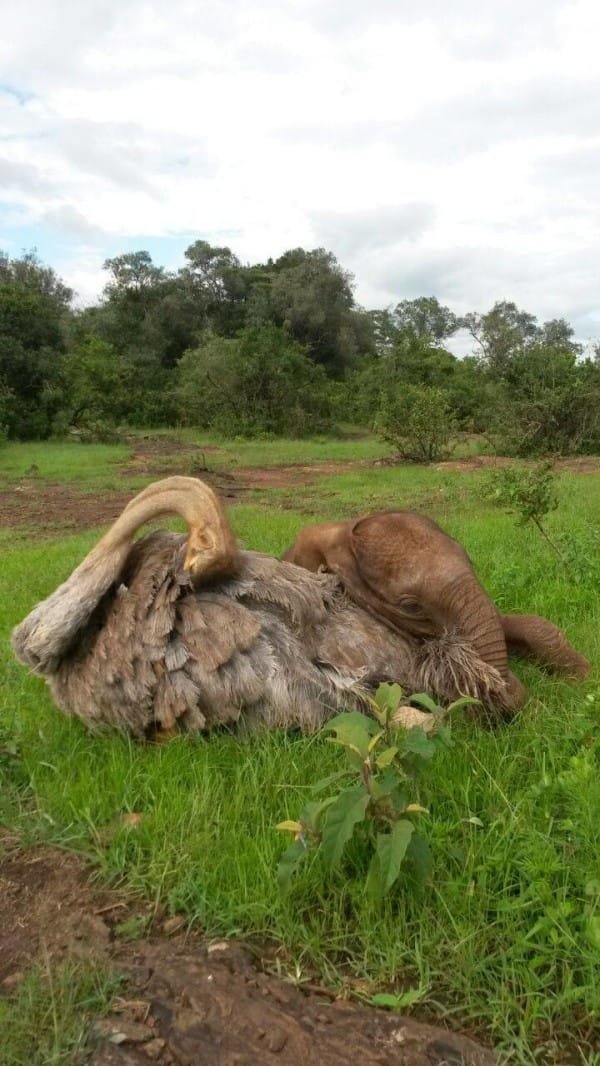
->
[[436, 573, 525, 711]]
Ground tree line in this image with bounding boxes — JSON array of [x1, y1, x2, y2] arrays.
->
[[1, 243, 599, 457]]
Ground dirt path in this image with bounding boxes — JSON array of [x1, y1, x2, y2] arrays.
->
[[433, 455, 600, 474], [2, 444, 598, 538], [0, 465, 357, 535], [0, 839, 495, 1065]]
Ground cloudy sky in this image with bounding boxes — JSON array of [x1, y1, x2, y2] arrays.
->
[[1, 0, 599, 345]]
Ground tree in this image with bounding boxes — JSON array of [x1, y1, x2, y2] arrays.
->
[[341, 332, 461, 428], [59, 336, 134, 427], [102, 251, 165, 296], [375, 385, 455, 462], [0, 251, 72, 437], [461, 301, 538, 376], [537, 318, 582, 355], [180, 240, 247, 335], [268, 248, 368, 375], [392, 297, 458, 342], [483, 343, 600, 455]]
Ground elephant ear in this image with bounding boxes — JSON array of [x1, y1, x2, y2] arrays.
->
[[345, 511, 446, 637], [349, 512, 420, 603]]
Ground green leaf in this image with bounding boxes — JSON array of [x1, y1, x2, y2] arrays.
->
[[324, 711, 380, 758], [277, 839, 309, 890], [409, 692, 439, 713], [300, 797, 337, 833], [375, 745, 398, 769], [368, 730, 385, 753], [403, 727, 436, 759], [371, 986, 428, 1010], [370, 769, 406, 804], [320, 783, 370, 868], [311, 769, 353, 794], [374, 820, 414, 895], [446, 695, 481, 713], [406, 833, 433, 884], [374, 682, 403, 714]]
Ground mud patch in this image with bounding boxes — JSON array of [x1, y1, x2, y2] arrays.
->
[[240, 462, 367, 490], [0, 461, 359, 536], [0, 483, 139, 534], [0, 835, 117, 985], [0, 838, 495, 1065], [434, 456, 600, 474], [0, 471, 238, 537]]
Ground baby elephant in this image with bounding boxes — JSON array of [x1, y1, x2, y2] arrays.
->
[[283, 509, 591, 710]]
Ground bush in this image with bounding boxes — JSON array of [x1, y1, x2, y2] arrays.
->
[[375, 384, 455, 462], [174, 324, 333, 436], [483, 347, 600, 457]]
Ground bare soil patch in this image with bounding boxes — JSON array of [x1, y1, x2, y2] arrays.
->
[[2, 446, 597, 539], [434, 455, 600, 474], [0, 482, 138, 534], [0, 472, 238, 537], [0, 460, 360, 536], [0, 838, 495, 1065], [119, 438, 227, 481], [240, 461, 365, 490]]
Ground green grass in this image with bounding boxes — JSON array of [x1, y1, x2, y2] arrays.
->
[[0, 962, 119, 1065], [125, 426, 390, 466], [0, 434, 388, 488], [0, 441, 132, 486], [1, 443, 599, 1063]]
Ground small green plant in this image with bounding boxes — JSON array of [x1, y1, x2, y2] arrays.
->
[[277, 684, 475, 898], [486, 461, 600, 582], [113, 913, 151, 940], [486, 461, 565, 557]]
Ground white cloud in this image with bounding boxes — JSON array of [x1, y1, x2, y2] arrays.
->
[[0, 0, 598, 341], [311, 204, 436, 257]]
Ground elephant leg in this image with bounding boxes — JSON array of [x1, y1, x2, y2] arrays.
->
[[501, 614, 590, 678]]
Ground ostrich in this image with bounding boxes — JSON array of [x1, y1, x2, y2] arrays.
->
[[12, 477, 589, 737]]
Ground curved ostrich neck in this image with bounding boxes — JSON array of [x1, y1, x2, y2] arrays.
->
[[11, 477, 234, 675], [98, 479, 231, 552]]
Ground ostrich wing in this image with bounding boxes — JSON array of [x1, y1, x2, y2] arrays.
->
[[49, 534, 366, 737]]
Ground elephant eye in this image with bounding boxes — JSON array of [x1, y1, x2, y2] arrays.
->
[[400, 598, 423, 615]]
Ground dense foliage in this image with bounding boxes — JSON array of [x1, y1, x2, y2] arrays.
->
[[1, 245, 599, 453]]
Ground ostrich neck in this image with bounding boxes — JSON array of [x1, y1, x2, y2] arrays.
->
[[99, 484, 226, 551]]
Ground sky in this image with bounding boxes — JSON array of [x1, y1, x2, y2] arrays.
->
[[1, 0, 599, 348]]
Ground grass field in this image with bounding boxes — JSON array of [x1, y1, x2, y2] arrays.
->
[[1, 436, 599, 1063]]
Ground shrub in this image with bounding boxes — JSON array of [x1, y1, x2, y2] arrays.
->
[[375, 384, 455, 461], [174, 324, 333, 436], [483, 346, 600, 457]]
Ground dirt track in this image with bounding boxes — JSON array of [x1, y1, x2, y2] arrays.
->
[[2, 449, 598, 538], [0, 839, 495, 1065]]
